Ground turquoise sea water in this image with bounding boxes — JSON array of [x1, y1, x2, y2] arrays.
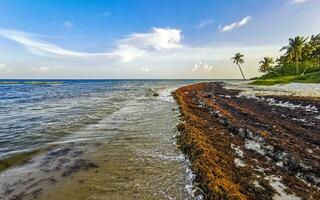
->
[[0, 80, 211, 159]]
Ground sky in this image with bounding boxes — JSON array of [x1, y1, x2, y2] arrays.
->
[[0, 0, 319, 79]]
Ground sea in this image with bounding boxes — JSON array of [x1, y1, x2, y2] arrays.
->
[[0, 79, 220, 199]]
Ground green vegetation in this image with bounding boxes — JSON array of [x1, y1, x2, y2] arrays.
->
[[251, 34, 320, 85], [251, 71, 320, 85], [231, 52, 246, 80]]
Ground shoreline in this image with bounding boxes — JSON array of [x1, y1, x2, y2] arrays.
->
[[1, 80, 319, 199], [173, 82, 320, 199]]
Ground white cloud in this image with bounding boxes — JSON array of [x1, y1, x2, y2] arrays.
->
[[119, 27, 182, 51], [292, 0, 308, 4], [192, 61, 213, 72], [63, 21, 74, 28], [110, 45, 146, 62], [0, 27, 282, 79], [197, 19, 215, 29], [0, 29, 108, 58], [220, 16, 252, 32], [0, 28, 279, 64], [32, 66, 51, 73], [141, 67, 150, 72], [0, 27, 183, 62]]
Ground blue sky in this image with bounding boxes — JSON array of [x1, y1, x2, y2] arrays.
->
[[0, 0, 319, 79]]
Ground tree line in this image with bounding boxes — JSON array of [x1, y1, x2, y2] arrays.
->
[[231, 34, 320, 80]]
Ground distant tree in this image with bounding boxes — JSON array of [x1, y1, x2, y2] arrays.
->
[[303, 34, 320, 74], [306, 34, 320, 59], [257, 34, 320, 79], [280, 36, 308, 75], [259, 57, 275, 73], [231, 53, 246, 80]]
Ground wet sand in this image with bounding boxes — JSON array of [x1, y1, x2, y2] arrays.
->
[[174, 82, 320, 200]]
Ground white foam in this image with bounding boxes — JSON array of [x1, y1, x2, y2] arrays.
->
[[184, 162, 204, 200], [157, 87, 179, 103]]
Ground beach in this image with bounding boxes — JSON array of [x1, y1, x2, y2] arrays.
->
[[1, 80, 319, 200], [174, 82, 320, 199], [0, 80, 204, 200], [1, 0, 319, 199]]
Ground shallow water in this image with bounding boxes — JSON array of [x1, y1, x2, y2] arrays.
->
[[0, 80, 197, 158], [0, 80, 211, 199]]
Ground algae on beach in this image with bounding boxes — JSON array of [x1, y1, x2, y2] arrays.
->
[[174, 82, 320, 199]]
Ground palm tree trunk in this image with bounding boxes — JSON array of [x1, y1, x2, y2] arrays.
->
[[295, 60, 299, 76], [237, 64, 246, 80], [301, 65, 309, 76]]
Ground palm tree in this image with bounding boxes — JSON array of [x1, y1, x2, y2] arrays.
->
[[259, 57, 274, 73], [280, 36, 308, 75], [231, 53, 246, 80]]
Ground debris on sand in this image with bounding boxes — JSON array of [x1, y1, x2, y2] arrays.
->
[[174, 82, 320, 199]]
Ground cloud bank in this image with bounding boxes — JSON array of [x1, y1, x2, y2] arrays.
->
[[220, 16, 252, 32], [0, 28, 183, 62], [192, 61, 213, 72], [141, 67, 150, 72], [0, 26, 282, 79], [115, 27, 182, 61], [32, 66, 51, 73]]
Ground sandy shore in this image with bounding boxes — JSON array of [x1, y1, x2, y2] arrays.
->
[[174, 82, 320, 200]]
